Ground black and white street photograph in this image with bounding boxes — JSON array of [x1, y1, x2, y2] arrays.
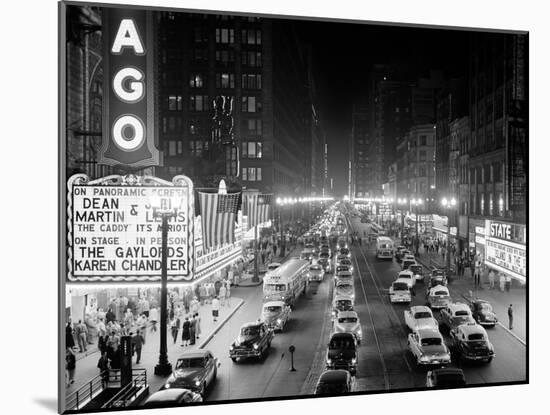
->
[[55, 1, 529, 412]]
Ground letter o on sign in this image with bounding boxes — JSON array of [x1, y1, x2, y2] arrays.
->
[[112, 115, 145, 151]]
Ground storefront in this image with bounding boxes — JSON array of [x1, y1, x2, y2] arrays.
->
[[474, 225, 486, 260], [484, 220, 526, 283], [431, 214, 457, 243], [468, 218, 486, 258]]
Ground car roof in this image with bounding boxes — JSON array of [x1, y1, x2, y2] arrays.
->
[[458, 323, 486, 336], [336, 280, 353, 286], [240, 321, 264, 329], [416, 328, 442, 338], [268, 262, 281, 267], [337, 271, 352, 276], [146, 389, 191, 402], [318, 370, 350, 383], [334, 295, 353, 301], [394, 278, 412, 285], [337, 310, 358, 319], [448, 303, 470, 313], [263, 301, 285, 307], [398, 271, 413, 277], [430, 285, 449, 293], [176, 349, 210, 359], [410, 305, 432, 314]]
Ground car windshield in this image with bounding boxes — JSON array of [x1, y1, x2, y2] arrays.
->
[[452, 316, 470, 325], [340, 249, 350, 255], [338, 317, 357, 323], [436, 374, 465, 386], [455, 310, 469, 316], [329, 338, 355, 349], [316, 383, 348, 394], [414, 311, 432, 319], [410, 266, 422, 273], [310, 265, 321, 271], [264, 306, 282, 313], [267, 264, 279, 270], [479, 303, 493, 312], [468, 333, 485, 341], [320, 253, 329, 258], [421, 337, 442, 346], [393, 282, 409, 291], [265, 283, 286, 292], [241, 326, 260, 336], [337, 267, 350, 273], [175, 358, 205, 369], [404, 261, 415, 267], [434, 291, 448, 296], [336, 300, 352, 309]]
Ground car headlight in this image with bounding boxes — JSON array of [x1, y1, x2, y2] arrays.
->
[[195, 380, 201, 387], [326, 358, 332, 364], [351, 358, 357, 364], [420, 356, 430, 362], [164, 383, 171, 389], [230, 345, 234, 350], [253, 343, 259, 350], [357, 329, 362, 335], [277, 319, 282, 324]]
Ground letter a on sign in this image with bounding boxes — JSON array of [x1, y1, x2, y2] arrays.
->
[[111, 19, 145, 54]]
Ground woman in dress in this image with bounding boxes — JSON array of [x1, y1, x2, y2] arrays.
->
[[181, 317, 191, 347]]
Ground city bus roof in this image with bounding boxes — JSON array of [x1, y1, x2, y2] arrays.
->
[[263, 258, 309, 284]]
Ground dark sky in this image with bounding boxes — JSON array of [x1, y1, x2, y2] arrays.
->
[[294, 20, 471, 196]]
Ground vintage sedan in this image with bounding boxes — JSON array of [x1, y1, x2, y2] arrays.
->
[[440, 303, 475, 332], [307, 264, 325, 282], [396, 270, 415, 289], [426, 285, 451, 310], [229, 321, 274, 362], [335, 281, 355, 299], [404, 306, 438, 331], [425, 268, 447, 287], [407, 328, 451, 366], [315, 370, 356, 394], [326, 332, 358, 375], [402, 259, 417, 271], [164, 350, 220, 396], [450, 323, 495, 363], [335, 265, 351, 276], [318, 254, 332, 273], [426, 368, 466, 388], [470, 299, 498, 327], [338, 247, 351, 258], [333, 310, 362, 343], [261, 301, 291, 331], [335, 270, 353, 284], [332, 295, 354, 319], [143, 389, 202, 407], [389, 279, 412, 304], [409, 264, 424, 283]]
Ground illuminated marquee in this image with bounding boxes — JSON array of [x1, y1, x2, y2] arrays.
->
[[99, 8, 160, 168], [485, 220, 526, 281]]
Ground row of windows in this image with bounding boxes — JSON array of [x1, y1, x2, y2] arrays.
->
[[205, 28, 262, 45], [185, 73, 262, 90], [165, 95, 261, 113], [241, 141, 262, 158], [242, 167, 262, 181], [163, 116, 262, 136], [468, 162, 504, 185], [165, 140, 210, 156], [470, 192, 505, 217], [189, 49, 262, 67]]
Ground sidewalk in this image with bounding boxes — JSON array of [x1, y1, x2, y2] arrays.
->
[[415, 247, 526, 344], [66, 296, 244, 398]]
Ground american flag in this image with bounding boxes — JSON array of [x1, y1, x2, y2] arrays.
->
[[198, 192, 240, 249], [247, 193, 272, 228]]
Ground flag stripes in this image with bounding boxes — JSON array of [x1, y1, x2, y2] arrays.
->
[[198, 192, 240, 249], [247, 193, 272, 228]]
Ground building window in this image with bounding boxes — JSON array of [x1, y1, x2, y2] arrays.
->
[[226, 146, 238, 176], [242, 74, 262, 89], [194, 27, 208, 43], [215, 28, 234, 44], [189, 95, 210, 112], [480, 194, 485, 215], [189, 74, 204, 88], [242, 29, 262, 45], [216, 73, 235, 89], [168, 140, 177, 156], [419, 150, 427, 161], [168, 95, 182, 111], [241, 167, 247, 180], [242, 96, 261, 113], [192, 48, 208, 62], [419, 135, 427, 146], [418, 166, 426, 177], [498, 193, 504, 216], [242, 167, 262, 181], [489, 193, 493, 216], [190, 140, 209, 156], [242, 51, 262, 67], [215, 50, 234, 64], [241, 141, 262, 158], [242, 119, 262, 136]]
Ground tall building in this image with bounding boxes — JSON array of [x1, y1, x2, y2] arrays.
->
[[156, 13, 317, 196], [351, 103, 369, 198]]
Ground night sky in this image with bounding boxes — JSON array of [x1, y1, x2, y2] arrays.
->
[[293, 19, 472, 196]]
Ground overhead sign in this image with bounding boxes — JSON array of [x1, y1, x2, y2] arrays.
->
[[67, 174, 193, 282], [99, 8, 160, 168], [485, 237, 526, 281], [488, 220, 526, 244]]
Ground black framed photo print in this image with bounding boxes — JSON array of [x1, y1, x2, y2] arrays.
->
[[57, 1, 528, 413]]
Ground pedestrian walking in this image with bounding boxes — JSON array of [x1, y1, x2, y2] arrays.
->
[[505, 275, 512, 292], [170, 317, 180, 344], [66, 348, 76, 386], [212, 296, 220, 322], [181, 317, 191, 347], [97, 352, 110, 388], [190, 296, 199, 315], [488, 269, 495, 289], [189, 314, 196, 345], [225, 281, 231, 306], [66, 319, 75, 350], [137, 314, 147, 343], [131, 330, 145, 364], [75, 320, 88, 353], [219, 284, 227, 307], [149, 307, 158, 332], [499, 273, 506, 292], [508, 304, 514, 329], [194, 312, 201, 339]]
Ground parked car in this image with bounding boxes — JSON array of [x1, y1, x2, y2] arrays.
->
[[396, 270, 415, 289], [335, 265, 351, 275], [389, 279, 412, 304], [337, 258, 353, 271], [315, 370, 356, 394], [229, 321, 274, 362], [402, 259, 417, 271], [425, 269, 447, 287], [318, 254, 332, 273], [404, 306, 438, 331], [143, 389, 202, 407], [164, 350, 220, 395], [307, 264, 325, 282], [261, 301, 291, 332], [335, 270, 353, 286], [470, 299, 498, 327], [426, 368, 466, 388], [333, 310, 362, 343], [450, 322, 495, 363], [407, 328, 451, 367], [426, 285, 451, 310], [440, 303, 476, 332], [338, 247, 351, 258], [395, 245, 407, 261], [408, 264, 424, 283], [326, 332, 358, 375]]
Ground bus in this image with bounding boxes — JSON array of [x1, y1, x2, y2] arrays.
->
[[263, 258, 310, 307], [376, 236, 394, 259]]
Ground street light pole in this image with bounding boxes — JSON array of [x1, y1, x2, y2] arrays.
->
[[154, 212, 172, 376], [441, 197, 457, 276]]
